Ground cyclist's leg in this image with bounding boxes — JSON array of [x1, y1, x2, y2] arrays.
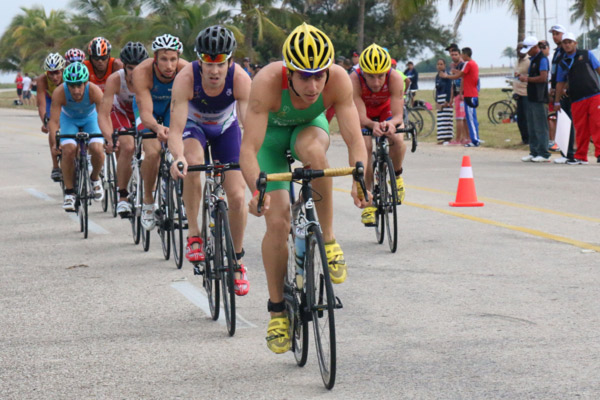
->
[[46, 97, 60, 171], [291, 115, 332, 241], [181, 125, 206, 239], [141, 137, 161, 204], [59, 114, 79, 190], [111, 108, 135, 201], [83, 113, 105, 181], [363, 134, 374, 191]]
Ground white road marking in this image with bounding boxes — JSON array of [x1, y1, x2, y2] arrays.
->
[[171, 280, 256, 328], [68, 214, 109, 234], [25, 188, 54, 201]]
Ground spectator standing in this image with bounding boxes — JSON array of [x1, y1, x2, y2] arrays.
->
[[447, 45, 469, 144], [242, 57, 252, 77], [548, 25, 576, 164], [555, 32, 600, 164], [539, 39, 558, 151], [434, 59, 453, 144], [15, 71, 23, 105], [442, 47, 480, 147], [518, 36, 551, 162], [351, 51, 360, 71], [22, 73, 33, 106], [31, 75, 38, 104], [513, 43, 530, 145], [404, 61, 419, 92]]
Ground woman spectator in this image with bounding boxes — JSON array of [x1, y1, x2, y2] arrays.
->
[[435, 59, 453, 144]]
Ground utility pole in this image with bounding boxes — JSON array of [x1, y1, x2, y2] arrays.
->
[[543, 0, 548, 41]]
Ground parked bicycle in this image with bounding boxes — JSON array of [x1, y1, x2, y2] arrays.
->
[[405, 89, 436, 138], [56, 130, 104, 239], [487, 88, 517, 124], [256, 162, 368, 390]]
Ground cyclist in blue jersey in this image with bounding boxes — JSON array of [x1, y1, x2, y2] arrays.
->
[[132, 34, 188, 230], [37, 53, 66, 181], [48, 62, 105, 211], [169, 26, 252, 295]]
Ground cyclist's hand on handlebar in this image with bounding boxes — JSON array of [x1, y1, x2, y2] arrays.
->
[[41, 125, 49, 134], [380, 120, 398, 136], [372, 123, 386, 137], [105, 141, 115, 154], [351, 181, 371, 209], [248, 191, 269, 217], [171, 158, 187, 180], [51, 146, 61, 157], [156, 125, 169, 143]]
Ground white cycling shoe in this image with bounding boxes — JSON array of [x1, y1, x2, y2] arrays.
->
[[141, 203, 156, 231], [92, 179, 104, 201], [63, 194, 76, 212], [117, 200, 132, 217]]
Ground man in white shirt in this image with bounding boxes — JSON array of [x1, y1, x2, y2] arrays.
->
[[22, 73, 33, 106]]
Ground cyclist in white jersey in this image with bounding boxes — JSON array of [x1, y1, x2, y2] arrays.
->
[[98, 42, 149, 216]]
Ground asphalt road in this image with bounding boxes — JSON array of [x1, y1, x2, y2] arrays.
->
[[1, 107, 599, 399]]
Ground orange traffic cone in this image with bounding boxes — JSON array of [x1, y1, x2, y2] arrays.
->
[[449, 155, 484, 207]]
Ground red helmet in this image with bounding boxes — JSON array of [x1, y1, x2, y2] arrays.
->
[[65, 48, 86, 64], [88, 37, 112, 57]]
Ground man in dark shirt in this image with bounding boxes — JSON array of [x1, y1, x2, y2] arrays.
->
[[404, 61, 419, 92]]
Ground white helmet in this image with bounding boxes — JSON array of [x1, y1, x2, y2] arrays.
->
[[151, 34, 183, 54], [44, 53, 66, 72]]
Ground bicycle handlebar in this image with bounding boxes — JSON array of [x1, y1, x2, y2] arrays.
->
[[186, 162, 240, 172], [362, 124, 415, 136], [256, 162, 368, 214]]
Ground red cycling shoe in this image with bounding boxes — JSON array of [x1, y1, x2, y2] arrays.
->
[[186, 236, 205, 262], [234, 264, 249, 296]]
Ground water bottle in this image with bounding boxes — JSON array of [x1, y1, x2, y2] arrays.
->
[[294, 220, 306, 289]]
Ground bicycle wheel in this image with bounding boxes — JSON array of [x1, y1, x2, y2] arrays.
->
[[156, 174, 170, 260], [129, 166, 141, 245], [286, 227, 309, 366], [488, 100, 514, 124], [407, 108, 424, 136], [201, 184, 219, 320], [381, 157, 398, 253], [169, 178, 184, 269], [141, 181, 151, 252], [373, 158, 385, 245], [413, 106, 435, 138], [101, 155, 109, 213], [108, 153, 118, 217], [216, 201, 236, 336], [78, 159, 89, 239], [306, 225, 336, 390]]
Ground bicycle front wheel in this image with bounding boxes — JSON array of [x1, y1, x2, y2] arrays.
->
[[381, 158, 398, 253], [201, 184, 219, 320], [286, 226, 309, 366], [216, 202, 236, 336], [306, 225, 336, 390], [78, 159, 89, 239], [157, 175, 171, 260], [108, 152, 118, 217], [373, 157, 385, 245], [169, 178, 184, 269], [141, 182, 150, 252], [129, 165, 141, 245]]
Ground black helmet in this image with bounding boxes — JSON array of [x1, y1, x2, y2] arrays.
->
[[120, 42, 149, 65], [195, 25, 236, 58]]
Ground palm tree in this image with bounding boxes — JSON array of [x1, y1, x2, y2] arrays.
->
[[502, 46, 516, 67], [570, 0, 600, 28]]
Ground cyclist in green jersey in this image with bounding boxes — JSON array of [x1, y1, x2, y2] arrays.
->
[[240, 23, 369, 354]]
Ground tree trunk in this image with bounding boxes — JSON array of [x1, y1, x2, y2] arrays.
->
[[242, 0, 255, 59], [357, 0, 365, 51], [517, 2, 526, 43]]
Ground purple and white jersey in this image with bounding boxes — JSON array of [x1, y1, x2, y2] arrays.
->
[[187, 61, 237, 135]]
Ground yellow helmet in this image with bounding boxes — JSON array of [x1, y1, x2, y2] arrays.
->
[[282, 23, 334, 72], [359, 44, 391, 74]]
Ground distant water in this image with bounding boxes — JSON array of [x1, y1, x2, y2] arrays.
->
[[420, 75, 514, 91]]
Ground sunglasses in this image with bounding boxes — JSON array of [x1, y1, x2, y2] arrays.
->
[[200, 53, 230, 63], [91, 55, 109, 61], [66, 82, 84, 87], [296, 70, 327, 79], [47, 70, 62, 76]]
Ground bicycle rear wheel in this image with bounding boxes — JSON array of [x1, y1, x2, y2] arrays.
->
[[202, 184, 219, 320], [382, 158, 398, 253], [488, 100, 514, 124], [156, 174, 171, 260], [216, 201, 236, 336], [412, 106, 435, 138], [286, 226, 309, 366], [373, 159, 385, 245], [306, 225, 336, 390], [169, 178, 184, 269]]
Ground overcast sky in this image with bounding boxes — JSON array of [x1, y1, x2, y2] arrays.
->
[[0, 0, 589, 81]]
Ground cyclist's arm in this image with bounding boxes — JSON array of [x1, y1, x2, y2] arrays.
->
[[132, 60, 161, 132], [48, 86, 66, 147], [349, 72, 374, 130], [233, 63, 252, 127], [167, 63, 194, 164], [98, 74, 118, 141], [387, 70, 405, 128], [326, 65, 368, 167], [239, 64, 276, 194], [36, 75, 47, 123]]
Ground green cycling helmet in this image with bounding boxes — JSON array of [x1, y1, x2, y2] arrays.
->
[[63, 62, 89, 84]]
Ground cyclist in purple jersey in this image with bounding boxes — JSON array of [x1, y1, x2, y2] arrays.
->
[[169, 26, 252, 296]]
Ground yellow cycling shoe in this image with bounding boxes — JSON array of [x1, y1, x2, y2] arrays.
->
[[395, 176, 405, 204], [266, 316, 291, 354], [325, 240, 347, 284], [361, 206, 377, 226]]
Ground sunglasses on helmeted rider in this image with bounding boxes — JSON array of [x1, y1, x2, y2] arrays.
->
[[199, 53, 230, 63], [296, 70, 327, 79], [91, 55, 109, 61]]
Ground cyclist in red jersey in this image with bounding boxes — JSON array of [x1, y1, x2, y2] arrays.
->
[[83, 37, 123, 91], [98, 42, 149, 217], [350, 44, 407, 226]]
